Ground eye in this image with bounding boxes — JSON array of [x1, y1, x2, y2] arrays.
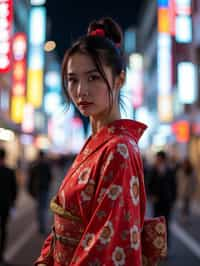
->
[[67, 77, 78, 86], [88, 74, 101, 82]]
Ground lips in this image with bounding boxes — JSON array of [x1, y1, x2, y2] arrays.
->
[[78, 101, 93, 107]]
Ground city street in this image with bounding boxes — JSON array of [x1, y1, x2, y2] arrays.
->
[[1, 0, 200, 265], [3, 185, 200, 266]]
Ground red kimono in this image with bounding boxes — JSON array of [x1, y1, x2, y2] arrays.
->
[[35, 119, 147, 266]]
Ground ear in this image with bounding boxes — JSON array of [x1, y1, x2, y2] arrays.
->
[[114, 70, 126, 90]]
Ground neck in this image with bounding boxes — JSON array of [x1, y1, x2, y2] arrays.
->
[[90, 107, 121, 135]]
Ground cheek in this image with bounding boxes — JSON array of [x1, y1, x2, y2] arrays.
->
[[68, 88, 76, 101], [95, 85, 109, 100]]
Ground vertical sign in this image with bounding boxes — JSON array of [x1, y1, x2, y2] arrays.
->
[[21, 103, 34, 133], [175, 0, 192, 43], [157, 0, 173, 122], [129, 53, 144, 108], [11, 33, 27, 123], [27, 6, 46, 108], [0, 0, 13, 72]]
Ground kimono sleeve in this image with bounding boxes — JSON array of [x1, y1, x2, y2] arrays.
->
[[70, 140, 146, 266], [34, 233, 54, 266]]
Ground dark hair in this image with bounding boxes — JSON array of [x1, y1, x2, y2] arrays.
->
[[182, 158, 193, 175], [0, 147, 6, 160], [61, 17, 126, 111], [38, 150, 45, 158], [156, 150, 167, 160]]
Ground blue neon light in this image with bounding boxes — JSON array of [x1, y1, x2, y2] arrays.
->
[[158, 0, 169, 7]]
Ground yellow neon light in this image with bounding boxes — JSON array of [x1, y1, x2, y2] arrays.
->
[[158, 95, 173, 122], [158, 8, 170, 33], [27, 69, 43, 108], [11, 96, 25, 123]]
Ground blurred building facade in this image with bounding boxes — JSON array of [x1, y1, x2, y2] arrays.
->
[[136, 0, 200, 199], [0, 0, 49, 166], [0, 0, 84, 167]]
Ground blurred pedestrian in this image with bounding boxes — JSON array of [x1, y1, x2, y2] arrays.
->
[[179, 157, 196, 224], [142, 154, 151, 197], [149, 150, 177, 247], [28, 150, 52, 235], [0, 147, 17, 265], [35, 17, 148, 266]]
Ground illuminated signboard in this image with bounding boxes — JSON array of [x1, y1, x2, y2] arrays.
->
[[172, 120, 190, 143], [178, 62, 197, 104], [27, 6, 46, 108], [175, 0, 191, 15], [157, 34, 172, 94], [29, 7, 46, 45], [157, 0, 173, 122], [158, 0, 169, 7], [0, 0, 13, 72], [27, 68, 43, 107], [158, 95, 173, 122], [129, 53, 144, 108], [21, 104, 34, 133], [175, 14, 192, 43], [158, 8, 170, 33], [124, 29, 136, 54], [30, 0, 46, 5], [45, 71, 60, 89], [174, 0, 192, 43], [11, 33, 27, 123], [44, 92, 61, 115], [11, 96, 25, 124]]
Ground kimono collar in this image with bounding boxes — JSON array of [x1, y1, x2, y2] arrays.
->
[[67, 119, 147, 178], [99, 119, 147, 143]]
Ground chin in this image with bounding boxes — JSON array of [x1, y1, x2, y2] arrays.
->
[[79, 107, 107, 118], [79, 110, 92, 117]]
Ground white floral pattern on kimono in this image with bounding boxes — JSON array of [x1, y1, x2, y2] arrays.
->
[[35, 119, 147, 266]]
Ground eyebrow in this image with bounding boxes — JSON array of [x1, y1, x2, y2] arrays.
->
[[67, 69, 98, 76]]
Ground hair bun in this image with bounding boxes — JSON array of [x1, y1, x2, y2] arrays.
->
[[88, 17, 123, 48]]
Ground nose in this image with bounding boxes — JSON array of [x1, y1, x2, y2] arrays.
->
[[77, 80, 88, 97]]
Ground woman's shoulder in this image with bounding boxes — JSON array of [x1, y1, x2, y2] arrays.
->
[[102, 134, 139, 160], [106, 133, 138, 149]]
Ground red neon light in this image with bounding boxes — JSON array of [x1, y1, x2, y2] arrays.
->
[[12, 83, 26, 96], [172, 120, 190, 143], [13, 61, 25, 80], [0, 0, 13, 73], [12, 33, 27, 60], [12, 33, 27, 97], [169, 0, 176, 36]]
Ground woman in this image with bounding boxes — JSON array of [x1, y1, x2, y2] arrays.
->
[[36, 17, 147, 266]]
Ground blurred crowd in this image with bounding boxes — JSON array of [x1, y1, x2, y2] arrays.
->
[[0, 147, 74, 266], [0, 146, 199, 265], [143, 150, 198, 250]]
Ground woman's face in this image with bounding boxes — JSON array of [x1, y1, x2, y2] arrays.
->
[[66, 52, 116, 119]]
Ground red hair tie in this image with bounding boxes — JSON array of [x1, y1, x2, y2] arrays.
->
[[89, 29, 120, 49], [89, 29, 105, 37]]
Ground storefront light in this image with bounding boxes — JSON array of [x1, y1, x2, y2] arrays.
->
[[0, 128, 15, 141], [44, 41, 56, 52], [30, 0, 46, 5], [178, 62, 197, 103], [175, 15, 192, 43], [45, 71, 60, 88], [35, 135, 50, 149]]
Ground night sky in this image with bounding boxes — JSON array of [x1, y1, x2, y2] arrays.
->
[[46, 1, 146, 60]]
